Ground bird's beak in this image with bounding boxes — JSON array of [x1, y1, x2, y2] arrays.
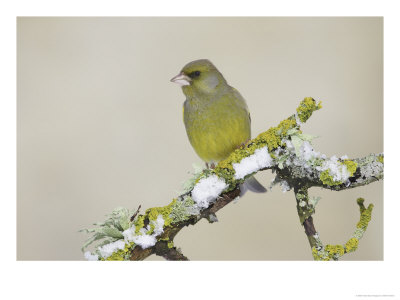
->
[[170, 72, 191, 86]]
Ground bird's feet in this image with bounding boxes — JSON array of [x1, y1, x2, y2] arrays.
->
[[237, 139, 250, 149]]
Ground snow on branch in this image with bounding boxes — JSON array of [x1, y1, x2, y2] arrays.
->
[[81, 97, 383, 261]]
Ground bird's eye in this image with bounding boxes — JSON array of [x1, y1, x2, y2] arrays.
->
[[189, 71, 201, 78]]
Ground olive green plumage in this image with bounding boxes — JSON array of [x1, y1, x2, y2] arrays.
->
[[171, 59, 266, 193]]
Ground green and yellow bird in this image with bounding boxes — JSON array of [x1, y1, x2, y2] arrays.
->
[[171, 59, 266, 193]]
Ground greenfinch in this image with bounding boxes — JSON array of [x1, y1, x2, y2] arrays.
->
[[171, 59, 266, 193]]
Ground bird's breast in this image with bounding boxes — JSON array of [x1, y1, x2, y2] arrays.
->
[[183, 97, 250, 162]]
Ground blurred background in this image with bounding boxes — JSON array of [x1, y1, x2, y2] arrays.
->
[[17, 17, 383, 260]]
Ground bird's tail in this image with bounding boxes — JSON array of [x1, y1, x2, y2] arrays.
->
[[240, 176, 267, 197]]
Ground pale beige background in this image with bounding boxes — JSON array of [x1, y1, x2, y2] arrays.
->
[[17, 17, 383, 260]]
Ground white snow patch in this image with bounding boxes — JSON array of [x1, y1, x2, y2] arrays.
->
[[300, 141, 320, 161], [132, 234, 157, 249], [233, 147, 273, 179], [122, 226, 136, 243], [84, 251, 99, 261], [152, 214, 165, 236], [191, 175, 228, 208], [123, 214, 165, 250], [98, 240, 126, 259], [284, 139, 294, 151], [318, 155, 351, 182]]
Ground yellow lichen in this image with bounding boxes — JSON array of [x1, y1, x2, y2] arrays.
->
[[276, 118, 298, 136], [356, 198, 373, 230], [255, 128, 281, 151], [325, 244, 345, 257], [345, 237, 359, 253], [254, 118, 297, 152], [312, 247, 323, 260], [312, 247, 331, 261], [357, 204, 374, 229], [134, 199, 177, 235], [312, 244, 348, 261], [134, 215, 145, 234], [320, 160, 358, 186], [343, 160, 357, 177], [296, 97, 322, 123], [105, 243, 132, 261], [378, 155, 384, 164], [147, 200, 176, 230], [320, 170, 342, 186]]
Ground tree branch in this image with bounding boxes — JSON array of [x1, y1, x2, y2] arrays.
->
[[310, 198, 374, 261], [128, 187, 241, 261], [81, 97, 383, 261], [154, 241, 189, 261]]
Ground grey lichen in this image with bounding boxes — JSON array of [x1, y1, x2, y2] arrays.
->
[[309, 196, 321, 208], [169, 195, 200, 223], [294, 187, 316, 224], [357, 154, 384, 182], [80, 207, 136, 252]]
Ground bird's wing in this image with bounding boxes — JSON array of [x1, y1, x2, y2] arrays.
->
[[230, 87, 251, 124]]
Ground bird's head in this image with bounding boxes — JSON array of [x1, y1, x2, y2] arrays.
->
[[171, 59, 227, 96]]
